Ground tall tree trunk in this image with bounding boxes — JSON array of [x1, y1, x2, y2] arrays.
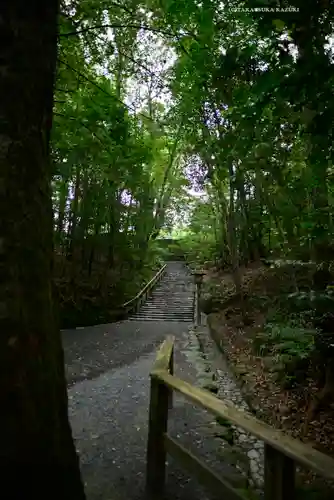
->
[[88, 224, 100, 277], [57, 178, 69, 241], [67, 166, 81, 262], [78, 171, 89, 269], [108, 205, 116, 268], [227, 163, 245, 317], [0, 3, 85, 497], [236, 170, 251, 265]]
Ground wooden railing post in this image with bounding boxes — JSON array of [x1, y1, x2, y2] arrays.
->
[[196, 282, 201, 326], [193, 270, 205, 326], [264, 444, 295, 500], [168, 343, 174, 410], [146, 374, 170, 499]]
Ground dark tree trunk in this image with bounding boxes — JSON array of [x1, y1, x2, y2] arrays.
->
[[87, 224, 100, 276], [78, 172, 89, 268], [67, 166, 81, 262], [0, 3, 86, 498], [57, 178, 69, 251]]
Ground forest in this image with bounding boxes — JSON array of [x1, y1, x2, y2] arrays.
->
[[52, 0, 334, 473], [2, 0, 334, 498], [53, 0, 334, 314], [55, 0, 334, 470]]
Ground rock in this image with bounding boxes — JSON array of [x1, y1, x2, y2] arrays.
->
[[253, 472, 264, 486], [247, 449, 260, 460], [238, 433, 247, 443], [250, 459, 259, 472]]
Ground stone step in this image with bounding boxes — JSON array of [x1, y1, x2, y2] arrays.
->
[[131, 263, 195, 322], [138, 311, 193, 316], [134, 313, 194, 319], [147, 294, 193, 298], [134, 308, 193, 313], [132, 312, 193, 317], [155, 292, 193, 294], [131, 312, 194, 317], [141, 304, 193, 311], [139, 306, 193, 310], [146, 301, 193, 305], [139, 304, 193, 309], [142, 305, 192, 309], [128, 316, 193, 322], [145, 299, 193, 302], [149, 294, 193, 298], [139, 303, 192, 307]]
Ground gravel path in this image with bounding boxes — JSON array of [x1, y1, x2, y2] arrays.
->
[[62, 262, 251, 499], [63, 320, 243, 500]]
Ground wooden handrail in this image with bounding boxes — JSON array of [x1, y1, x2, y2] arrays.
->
[[146, 337, 334, 500], [121, 264, 166, 312], [153, 369, 334, 480]]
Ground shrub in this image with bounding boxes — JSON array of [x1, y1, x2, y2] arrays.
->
[[253, 323, 316, 388]]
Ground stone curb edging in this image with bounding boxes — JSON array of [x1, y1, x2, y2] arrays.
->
[[206, 313, 261, 418], [196, 318, 265, 490]]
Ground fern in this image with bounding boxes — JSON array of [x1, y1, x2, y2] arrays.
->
[[253, 322, 316, 387]]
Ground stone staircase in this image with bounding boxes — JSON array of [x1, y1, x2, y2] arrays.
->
[[128, 261, 194, 322]]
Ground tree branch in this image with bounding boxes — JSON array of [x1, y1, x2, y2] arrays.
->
[[57, 58, 168, 128], [54, 112, 108, 147], [60, 23, 181, 38]]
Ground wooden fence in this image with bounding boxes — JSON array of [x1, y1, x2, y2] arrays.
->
[[146, 336, 334, 500]]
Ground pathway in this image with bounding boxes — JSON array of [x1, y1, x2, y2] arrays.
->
[[62, 262, 251, 500]]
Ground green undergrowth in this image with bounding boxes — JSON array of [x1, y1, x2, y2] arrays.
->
[[253, 320, 316, 388], [252, 281, 334, 389], [56, 237, 187, 328], [200, 260, 334, 391], [55, 255, 164, 329]]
